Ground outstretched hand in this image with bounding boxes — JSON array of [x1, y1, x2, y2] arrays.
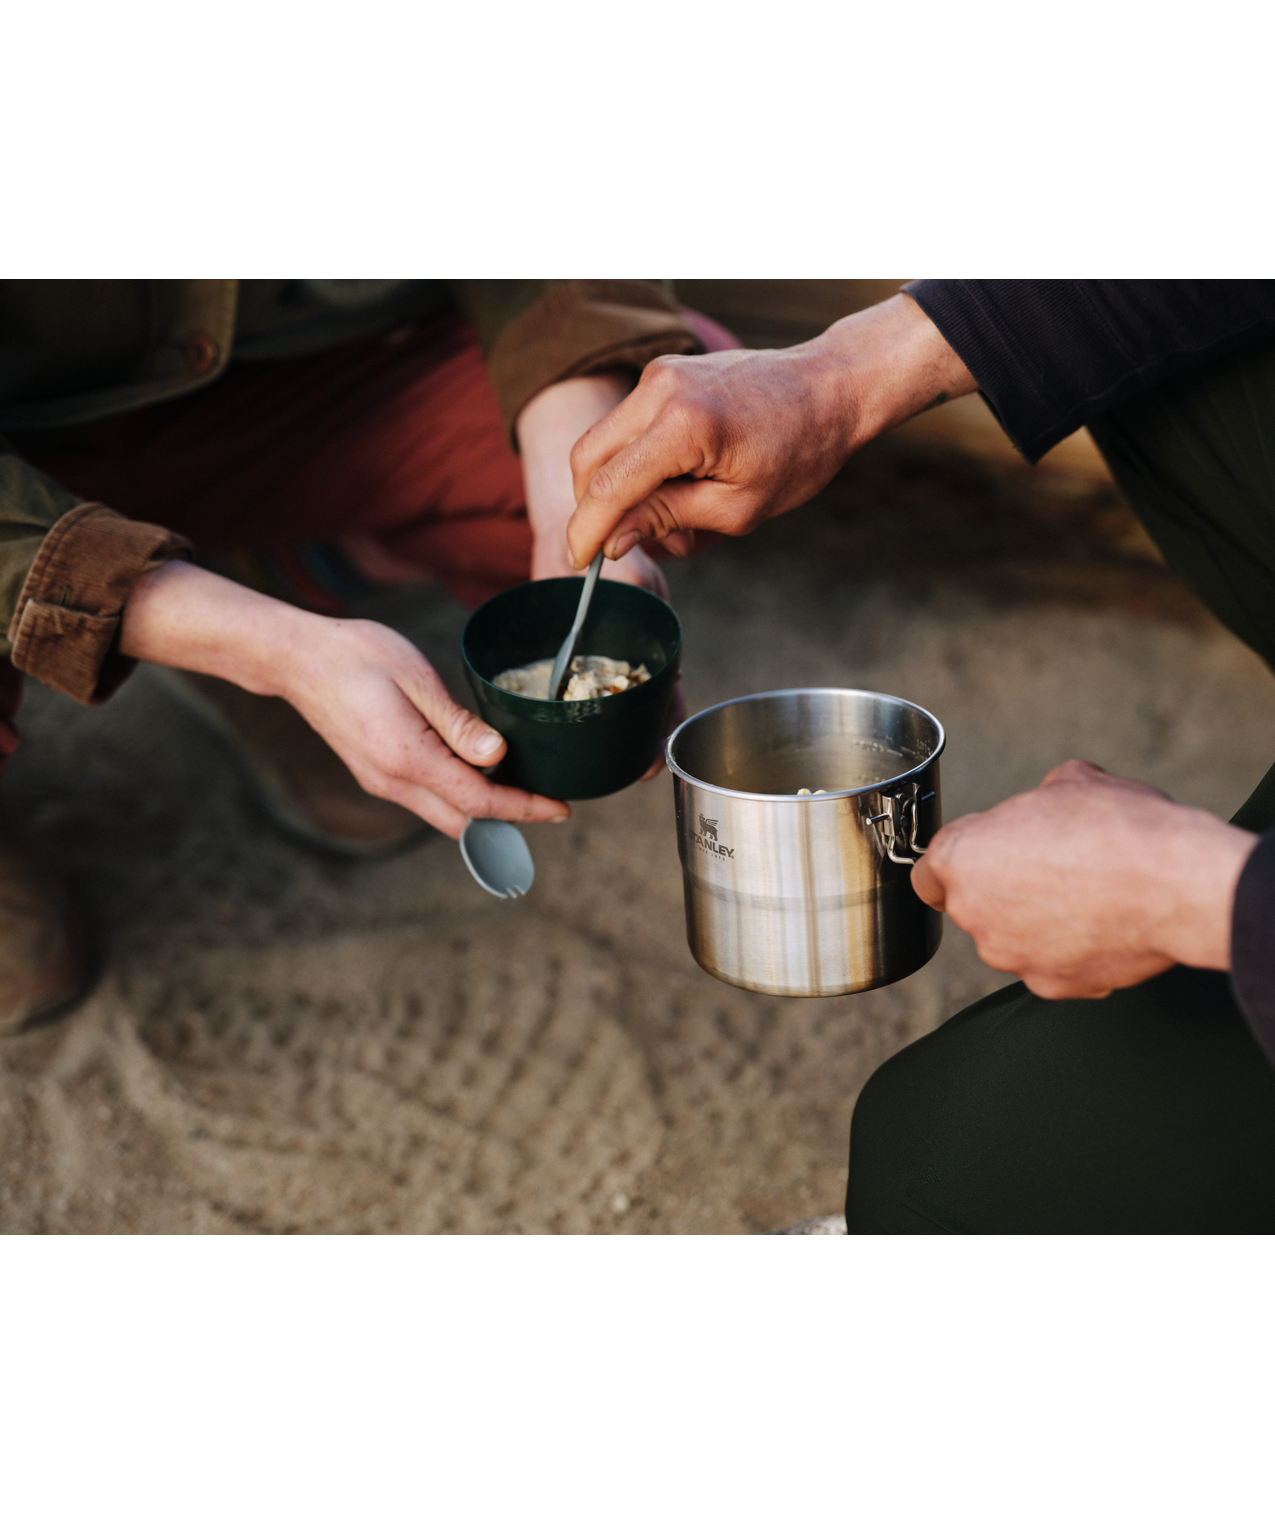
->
[[121, 561, 571, 840], [566, 292, 979, 569], [566, 342, 855, 570], [911, 760, 1257, 998], [276, 617, 571, 837]]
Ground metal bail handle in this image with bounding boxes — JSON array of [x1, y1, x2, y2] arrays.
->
[[866, 782, 935, 867]]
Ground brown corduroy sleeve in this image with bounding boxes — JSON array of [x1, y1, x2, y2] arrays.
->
[[8, 503, 192, 705], [465, 280, 706, 440]]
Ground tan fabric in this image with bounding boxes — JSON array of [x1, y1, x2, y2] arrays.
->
[[8, 503, 192, 704], [0, 448, 87, 658], [487, 280, 705, 439]]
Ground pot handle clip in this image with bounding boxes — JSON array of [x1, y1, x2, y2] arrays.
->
[[866, 784, 934, 866]]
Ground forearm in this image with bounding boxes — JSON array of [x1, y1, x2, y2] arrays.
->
[[120, 559, 320, 700], [810, 292, 980, 453], [518, 373, 632, 570]]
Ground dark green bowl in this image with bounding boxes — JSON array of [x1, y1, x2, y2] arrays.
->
[[461, 577, 683, 801]]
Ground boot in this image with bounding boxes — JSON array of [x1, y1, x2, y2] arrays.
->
[[153, 668, 427, 859], [0, 805, 91, 1035]]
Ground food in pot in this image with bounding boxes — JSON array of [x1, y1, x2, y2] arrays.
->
[[797, 788, 829, 795], [494, 654, 651, 701]]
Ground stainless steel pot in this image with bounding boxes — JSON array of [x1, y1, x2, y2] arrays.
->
[[666, 689, 945, 997]]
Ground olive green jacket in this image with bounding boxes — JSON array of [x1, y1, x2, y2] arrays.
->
[[0, 279, 700, 703]]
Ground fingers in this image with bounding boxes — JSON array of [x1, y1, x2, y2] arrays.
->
[[1022, 974, 1114, 1001], [1038, 757, 1172, 803], [394, 771, 569, 838], [355, 722, 570, 833], [375, 771, 567, 841], [572, 476, 758, 569], [293, 622, 572, 841], [910, 853, 946, 910], [1039, 758, 1108, 787], [367, 775, 469, 840], [597, 479, 698, 562], [568, 379, 669, 503], [660, 530, 695, 558], [393, 650, 509, 768], [331, 626, 571, 827], [568, 410, 710, 567]]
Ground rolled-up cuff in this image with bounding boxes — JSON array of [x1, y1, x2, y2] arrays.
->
[[8, 503, 192, 704], [1230, 828, 1275, 1068], [490, 279, 705, 440]]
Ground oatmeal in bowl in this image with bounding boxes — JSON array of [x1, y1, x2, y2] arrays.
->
[[494, 654, 651, 702], [461, 576, 682, 801]]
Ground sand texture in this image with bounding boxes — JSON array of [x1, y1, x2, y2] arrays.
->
[[3, 443, 1274, 1232]]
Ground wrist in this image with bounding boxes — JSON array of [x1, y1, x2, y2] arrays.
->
[[520, 373, 633, 577], [1149, 806, 1258, 970], [120, 560, 337, 702], [242, 604, 342, 706], [810, 292, 978, 453]]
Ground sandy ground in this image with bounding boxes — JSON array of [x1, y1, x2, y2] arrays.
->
[[3, 441, 1275, 1233]]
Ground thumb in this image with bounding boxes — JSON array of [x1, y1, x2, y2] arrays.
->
[[911, 853, 947, 911], [402, 662, 506, 766]]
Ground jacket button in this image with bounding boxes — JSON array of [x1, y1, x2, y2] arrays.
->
[[183, 331, 220, 375]]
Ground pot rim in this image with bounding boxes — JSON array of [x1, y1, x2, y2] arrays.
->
[[665, 686, 946, 802]]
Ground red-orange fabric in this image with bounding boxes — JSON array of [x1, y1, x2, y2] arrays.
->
[[17, 311, 533, 610]]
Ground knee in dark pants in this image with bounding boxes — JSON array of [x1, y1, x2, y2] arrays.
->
[[844, 1027, 982, 1235], [845, 971, 1275, 1235]]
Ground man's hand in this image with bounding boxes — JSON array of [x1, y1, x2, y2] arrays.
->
[[121, 561, 571, 839], [911, 760, 1258, 998], [566, 292, 978, 569]]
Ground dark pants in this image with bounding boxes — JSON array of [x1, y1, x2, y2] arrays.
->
[[847, 337, 1275, 1233]]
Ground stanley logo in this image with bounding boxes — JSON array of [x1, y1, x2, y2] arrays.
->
[[694, 813, 734, 859]]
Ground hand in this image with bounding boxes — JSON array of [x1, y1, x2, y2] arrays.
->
[[911, 760, 1258, 998], [566, 292, 977, 569], [121, 561, 571, 839]]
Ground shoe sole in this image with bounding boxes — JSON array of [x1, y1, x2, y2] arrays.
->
[[0, 908, 101, 1038]]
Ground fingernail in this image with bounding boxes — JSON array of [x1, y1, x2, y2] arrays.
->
[[474, 729, 503, 756], [551, 815, 569, 823], [608, 531, 641, 559]]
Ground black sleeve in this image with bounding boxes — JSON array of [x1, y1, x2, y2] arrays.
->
[[1230, 830, 1275, 1069], [904, 280, 1275, 463]]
